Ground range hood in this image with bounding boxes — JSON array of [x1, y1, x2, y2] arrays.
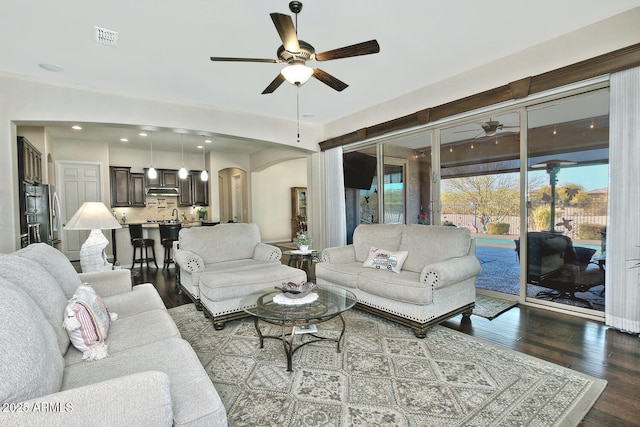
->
[[146, 187, 179, 197]]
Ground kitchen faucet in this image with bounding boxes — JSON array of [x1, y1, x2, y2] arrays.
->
[[171, 208, 179, 221]]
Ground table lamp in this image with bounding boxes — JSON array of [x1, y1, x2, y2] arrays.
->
[[64, 202, 122, 272]]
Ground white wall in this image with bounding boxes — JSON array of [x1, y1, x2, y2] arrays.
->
[[252, 158, 308, 243], [0, 76, 319, 252]]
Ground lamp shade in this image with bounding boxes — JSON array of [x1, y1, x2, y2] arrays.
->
[[281, 64, 313, 85], [64, 202, 122, 231]]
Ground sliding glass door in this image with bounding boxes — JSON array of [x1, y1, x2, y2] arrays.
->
[[340, 82, 609, 315], [439, 112, 522, 296], [525, 89, 609, 312]]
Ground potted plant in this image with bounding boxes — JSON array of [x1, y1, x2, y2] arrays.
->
[[197, 208, 207, 220], [293, 232, 312, 251]]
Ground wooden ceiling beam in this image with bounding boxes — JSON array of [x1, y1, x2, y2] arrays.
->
[[319, 42, 640, 151]]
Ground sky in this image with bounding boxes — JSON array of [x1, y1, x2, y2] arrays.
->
[[533, 164, 609, 191]]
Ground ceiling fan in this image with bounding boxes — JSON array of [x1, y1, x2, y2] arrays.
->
[[209, 1, 380, 94], [454, 119, 520, 138]]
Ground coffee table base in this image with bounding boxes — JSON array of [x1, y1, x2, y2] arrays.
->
[[253, 314, 347, 372]]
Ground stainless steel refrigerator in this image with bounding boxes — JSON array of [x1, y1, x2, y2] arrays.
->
[[21, 183, 61, 248]]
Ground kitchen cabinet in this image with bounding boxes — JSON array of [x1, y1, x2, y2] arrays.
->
[[178, 174, 193, 207], [192, 172, 209, 206], [290, 187, 307, 239], [144, 169, 179, 188], [130, 173, 146, 207], [17, 136, 42, 184], [110, 167, 131, 207], [178, 171, 209, 207]]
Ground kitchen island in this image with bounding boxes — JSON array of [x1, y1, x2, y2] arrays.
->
[[111, 221, 211, 268]]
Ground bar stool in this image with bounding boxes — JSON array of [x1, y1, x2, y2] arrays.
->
[[129, 224, 158, 269], [159, 223, 182, 269]]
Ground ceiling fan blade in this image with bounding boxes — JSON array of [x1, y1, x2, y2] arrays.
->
[[261, 73, 286, 94], [210, 57, 278, 63], [312, 68, 348, 92], [270, 13, 300, 53], [315, 40, 380, 61]]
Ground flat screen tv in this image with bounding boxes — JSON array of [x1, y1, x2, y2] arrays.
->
[[343, 152, 377, 190]]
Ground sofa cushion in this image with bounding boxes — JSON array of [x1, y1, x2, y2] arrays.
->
[[353, 224, 404, 262], [64, 308, 180, 366], [358, 269, 432, 305], [199, 265, 307, 302], [179, 223, 261, 264], [0, 278, 64, 404], [362, 246, 408, 273], [0, 254, 70, 354], [14, 242, 83, 299], [63, 284, 114, 361], [400, 225, 471, 273], [62, 337, 227, 427], [315, 262, 362, 289]]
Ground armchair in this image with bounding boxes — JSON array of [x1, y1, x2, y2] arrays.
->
[[515, 232, 603, 307]]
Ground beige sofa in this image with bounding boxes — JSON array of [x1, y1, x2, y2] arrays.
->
[[315, 224, 482, 337], [0, 243, 227, 427], [174, 223, 306, 329]]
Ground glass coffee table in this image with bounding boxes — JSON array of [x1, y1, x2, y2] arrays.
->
[[239, 286, 357, 371]]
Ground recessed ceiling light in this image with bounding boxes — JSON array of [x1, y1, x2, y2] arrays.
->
[[197, 145, 203, 149], [205, 139, 212, 144], [39, 63, 64, 72], [72, 125, 82, 130], [139, 132, 147, 137], [120, 138, 128, 142], [302, 113, 315, 119]]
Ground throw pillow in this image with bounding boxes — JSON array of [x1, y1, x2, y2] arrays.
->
[[362, 247, 408, 273], [62, 284, 117, 361]]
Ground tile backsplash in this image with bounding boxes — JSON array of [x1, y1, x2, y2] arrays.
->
[[112, 196, 207, 224]]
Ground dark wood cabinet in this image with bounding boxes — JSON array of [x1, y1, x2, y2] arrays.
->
[[17, 136, 42, 184], [130, 173, 146, 207], [177, 171, 209, 206], [178, 174, 193, 206], [192, 172, 209, 206], [162, 170, 178, 188], [110, 167, 131, 207], [144, 169, 179, 188]]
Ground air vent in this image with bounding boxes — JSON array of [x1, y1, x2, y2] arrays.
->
[[94, 26, 118, 47]]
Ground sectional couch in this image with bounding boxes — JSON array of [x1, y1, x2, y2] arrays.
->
[[316, 224, 482, 337], [0, 243, 227, 427], [175, 223, 306, 329]]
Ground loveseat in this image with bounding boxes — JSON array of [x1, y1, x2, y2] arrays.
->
[[0, 243, 227, 427], [315, 224, 482, 337], [174, 223, 306, 329]]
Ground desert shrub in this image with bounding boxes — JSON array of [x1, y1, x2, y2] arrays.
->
[[578, 223, 606, 240], [532, 206, 551, 231], [486, 222, 510, 235]]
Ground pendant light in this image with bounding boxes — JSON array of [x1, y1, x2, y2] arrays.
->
[[200, 136, 208, 182], [178, 133, 188, 179], [147, 132, 157, 179]]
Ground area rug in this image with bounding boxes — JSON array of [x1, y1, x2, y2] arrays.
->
[[473, 294, 518, 320], [169, 304, 606, 427]]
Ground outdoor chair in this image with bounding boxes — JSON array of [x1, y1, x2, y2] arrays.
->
[[515, 232, 603, 308]]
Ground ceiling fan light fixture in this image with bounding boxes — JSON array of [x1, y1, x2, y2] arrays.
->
[[281, 63, 313, 85]]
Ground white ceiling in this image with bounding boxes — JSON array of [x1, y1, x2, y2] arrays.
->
[[2, 1, 639, 152]]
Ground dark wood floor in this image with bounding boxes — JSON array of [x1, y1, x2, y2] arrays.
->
[[135, 266, 639, 427]]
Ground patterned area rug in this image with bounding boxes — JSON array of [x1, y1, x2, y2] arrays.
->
[[169, 304, 606, 427], [473, 294, 518, 320]]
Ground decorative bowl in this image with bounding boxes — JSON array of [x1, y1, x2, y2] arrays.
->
[[276, 281, 317, 299]]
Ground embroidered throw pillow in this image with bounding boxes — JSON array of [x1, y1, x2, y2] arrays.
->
[[63, 284, 117, 361], [362, 247, 408, 273]]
